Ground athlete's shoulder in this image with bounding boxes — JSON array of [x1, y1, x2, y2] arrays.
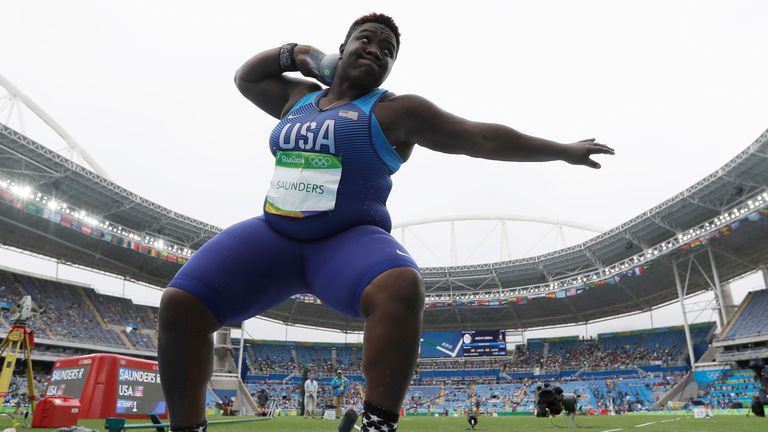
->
[[376, 93, 440, 118], [280, 83, 323, 118]]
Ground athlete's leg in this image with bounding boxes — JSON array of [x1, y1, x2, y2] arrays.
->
[[359, 267, 424, 412], [159, 217, 304, 430], [304, 225, 422, 431], [158, 288, 218, 429]]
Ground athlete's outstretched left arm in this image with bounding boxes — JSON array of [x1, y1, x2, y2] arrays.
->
[[391, 95, 614, 168]]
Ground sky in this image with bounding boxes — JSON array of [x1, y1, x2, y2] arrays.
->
[[1, 0, 767, 343]]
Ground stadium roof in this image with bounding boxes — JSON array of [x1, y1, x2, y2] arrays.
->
[[1, 123, 767, 332]]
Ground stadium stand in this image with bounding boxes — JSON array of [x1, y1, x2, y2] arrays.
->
[[497, 324, 714, 375], [243, 340, 364, 376], [246, 341, 295, 374], [246, 378, 365, 414], [83, 287, 158, 350], [335, 345, 362, 372], [295, 344, 333, 372], [722, 289, 768, 340], [698, 368, 763, 409], [0, 268, 747, 417], [236, 324, 706, 415], [0, 268, 158, 351]]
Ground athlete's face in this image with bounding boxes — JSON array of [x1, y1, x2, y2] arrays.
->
[[339, 23, 397, 88]]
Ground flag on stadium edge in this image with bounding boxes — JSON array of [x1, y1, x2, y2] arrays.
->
[[90, 228, 104, 239], [25, 202, 43, 216], [42, 207, 56, 221], [60, 215, 73, 228]]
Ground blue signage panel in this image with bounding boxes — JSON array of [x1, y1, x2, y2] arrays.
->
[[419, 331, 464, 358]]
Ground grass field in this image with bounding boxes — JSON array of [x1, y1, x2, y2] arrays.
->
[[1, 414, 765, 432]]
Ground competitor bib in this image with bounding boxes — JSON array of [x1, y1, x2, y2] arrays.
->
[[265, 151, 342, 218]]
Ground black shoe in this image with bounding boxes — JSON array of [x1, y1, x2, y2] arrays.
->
[[338, 408, 358, 432]]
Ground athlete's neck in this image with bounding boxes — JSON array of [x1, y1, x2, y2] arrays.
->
[[322, 82, 373, 108]]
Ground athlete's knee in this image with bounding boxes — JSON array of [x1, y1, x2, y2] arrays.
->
[[159, 287, 220, 336], [361, 268, 424, 316]]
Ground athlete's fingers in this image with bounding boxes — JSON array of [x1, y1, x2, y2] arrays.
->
[[578, 138, 596, 143], [593, 143, 615, 152], [588, 145, 615, 155], [585, 158, 601, 169]]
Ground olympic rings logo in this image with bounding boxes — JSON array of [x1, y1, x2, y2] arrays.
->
[[705, 371, 722, 380], [308, 155, 332, 168]]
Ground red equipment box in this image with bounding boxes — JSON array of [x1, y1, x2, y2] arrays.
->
[[31, 396, 80, 428], [43, 353, 167, 419]]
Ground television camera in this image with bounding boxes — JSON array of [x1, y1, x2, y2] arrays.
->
[[535, 383, 579, 418]]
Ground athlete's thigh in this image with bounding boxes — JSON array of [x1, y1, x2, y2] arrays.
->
[[169, 216, 305, 325], [303, 225, 419, 318]]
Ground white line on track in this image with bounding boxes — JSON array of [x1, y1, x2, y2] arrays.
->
[[634, 421, 657, 428], [601, 429, 623, 432]]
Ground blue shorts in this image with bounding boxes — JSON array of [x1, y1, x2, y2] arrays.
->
[[168, 216, 420, 326]]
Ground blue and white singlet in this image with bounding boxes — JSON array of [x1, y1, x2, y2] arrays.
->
[[263, 88, 403, 240]]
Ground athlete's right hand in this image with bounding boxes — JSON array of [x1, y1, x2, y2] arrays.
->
[[294, 45, 336, 86], [563, 138, 615, 169]]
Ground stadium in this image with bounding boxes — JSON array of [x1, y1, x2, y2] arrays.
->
[[2, 3, 768, 432]]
